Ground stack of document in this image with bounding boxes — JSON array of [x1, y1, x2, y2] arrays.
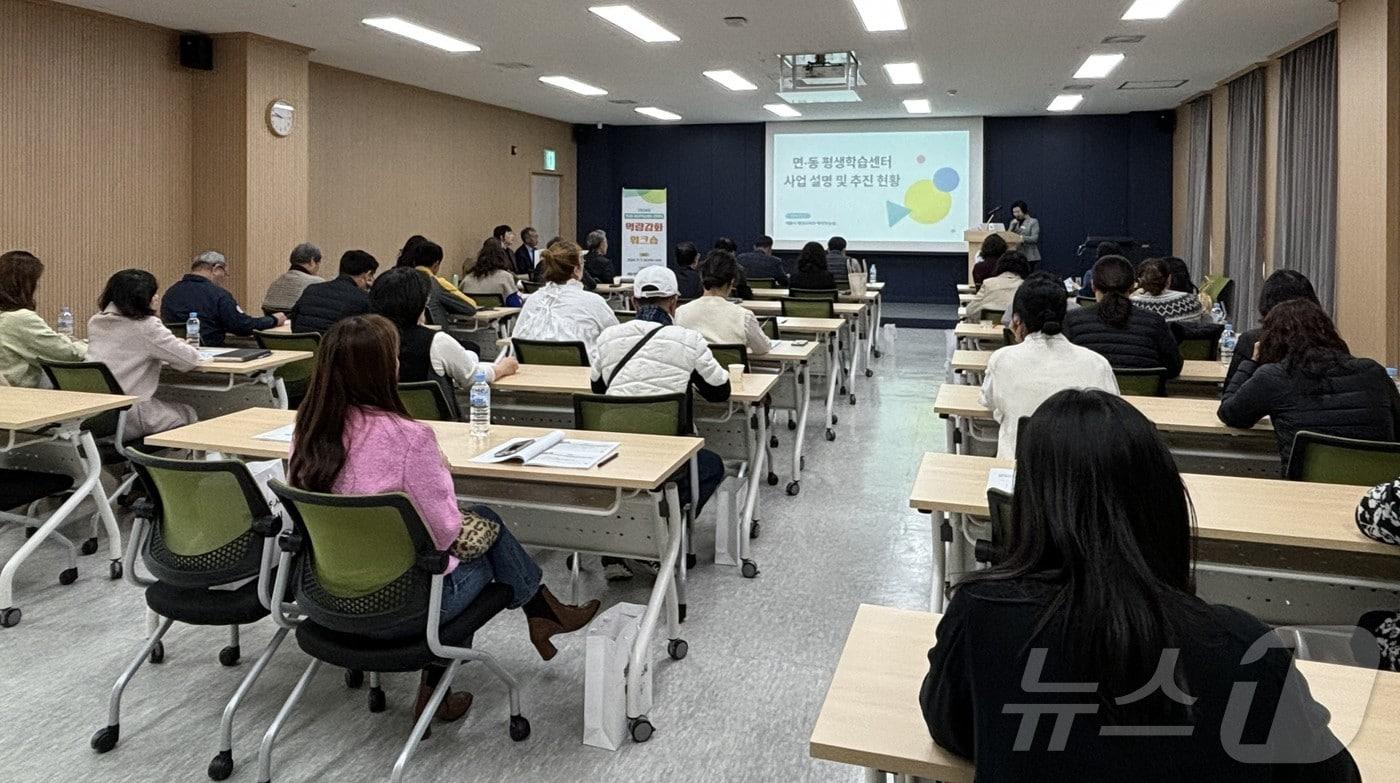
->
[[472, 430, 620, 470]]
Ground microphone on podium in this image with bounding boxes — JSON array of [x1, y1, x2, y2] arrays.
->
[[985, 205, 1002, 223]]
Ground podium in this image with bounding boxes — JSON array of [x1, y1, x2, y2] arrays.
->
[[963, 229, 1023, 284]]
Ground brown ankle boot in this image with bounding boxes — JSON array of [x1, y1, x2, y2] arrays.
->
[[525, 585, 601, 661], [415, 672, 473, 728]]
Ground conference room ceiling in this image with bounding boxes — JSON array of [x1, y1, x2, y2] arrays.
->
[[64, 0, 1336, 124]]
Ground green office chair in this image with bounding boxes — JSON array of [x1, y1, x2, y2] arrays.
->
[[788, 288, 839, 301], [1114, 368, 1170, 397], [1200, 276, 1234, 309], [258, 481, 527, 783], [512, 338, 590, 366], [748, 278, 777, 290], [521, 280, 543, 294], [758, 316, 781, 341], [1286, 432, 1400, 486], [980, 308, 1005, 325], [254, 331, 320, 409], [468, 292, 507, 309], [1075, 296, 1098, 310], [976, 488, 1014, 566], [1171, 321, 1225, 361], [261, 306, 291, 318], [780, 298, 835, 319], [164, 322, 190, 339], [615, 310, 637, 323], [709, 344, 750, 372], [1002, 327, 1018, 346], [91, 449, 285, 782], [573, 392, 690, 437], [397, 381, 459, 422]]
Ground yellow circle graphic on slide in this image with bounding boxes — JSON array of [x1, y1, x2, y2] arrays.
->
[[904, 180, 952, 225], [641, 190, 668, 204]]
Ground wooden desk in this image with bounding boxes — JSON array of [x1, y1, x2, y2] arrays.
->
[[749, 289, 879, 303], [951, 350, 1228, 385], [266, 322, 439, 334], [811, 604, 1400, 782], [909, 452, 1388, 557], [934, 382, 1269, 437], [189, 350, 312, 376], [492, 364, 779, 404], [952, 322, 1005, 345], [740, 300, 866, 319], [163, 350, 313, 409], [0, 387, 137, 623], [146, 407, 700, 492], [958, 292, 974, 305], [775, 316, 843, 334], [760, 339, 821, 363]]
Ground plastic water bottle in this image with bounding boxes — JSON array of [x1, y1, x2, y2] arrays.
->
[[1210, 302, 1227, 325], [1219, 323, 1237, 366], [185, 312, 201, 348], [868, 264, 878, 284], [470, 369, 491, 437], [56, 306, 74, 338]]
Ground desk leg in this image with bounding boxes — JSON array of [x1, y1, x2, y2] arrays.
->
[[873, 295, 884, 359], [863, 768, 886, 783], [739, 404, 765, 572], [931, 512, 948, 613], [262, 373, 289, 410], [628, 486, 685, 724], [1, 430, 111, 619], [843, 321, 860, 405], [83, 432, 123, 563], [862, 307, 876, 376], [823, 335, 839, 441], [944, 415, 957, 456], [788, 362, 810, 495]]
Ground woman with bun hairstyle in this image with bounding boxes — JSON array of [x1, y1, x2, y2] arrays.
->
[[511, 240, 619, 362], [980, 272, 1119, 458]]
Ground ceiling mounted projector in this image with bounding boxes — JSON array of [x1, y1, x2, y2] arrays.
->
[[777, 51, 865, 104]]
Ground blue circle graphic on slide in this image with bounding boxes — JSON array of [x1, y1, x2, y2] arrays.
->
[[933, 167, 960, 193]]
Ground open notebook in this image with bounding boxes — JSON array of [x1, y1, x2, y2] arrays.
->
[[471, 430, 620, 470]]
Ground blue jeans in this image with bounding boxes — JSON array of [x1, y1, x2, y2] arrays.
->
[[439, 506, 542, 624]]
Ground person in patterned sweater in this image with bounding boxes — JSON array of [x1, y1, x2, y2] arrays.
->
[[1356, 479, 1400, 671]]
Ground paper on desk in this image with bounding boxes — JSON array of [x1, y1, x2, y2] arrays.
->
[[197, 348, 236, 360], [472, 430, 619, 469], [254, 424, 295, 443], [987, 468, 1015, 494]]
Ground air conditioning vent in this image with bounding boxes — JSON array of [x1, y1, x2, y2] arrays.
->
[[1102, 34, 1146, 44], [1119, 79, 1188, 90], [608, 99, 638, 105], [493, 62, 533, 70]]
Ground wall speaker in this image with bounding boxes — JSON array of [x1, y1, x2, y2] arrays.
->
[[179, 33, 214, 71]]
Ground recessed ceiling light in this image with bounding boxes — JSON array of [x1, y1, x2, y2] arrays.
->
[[853, 0, 907, 32], [539, 75, 608, 96], [635, 106, 682, 121], [361, 17, 479, 53], [1048, 94, 1085, 112], [764, 103, 802, 118], [883, 62, 924, 86], [1122, 0, 1186, 21], [903, 98, 932, 114], [1118, 79, 1189, 90], [1074, 53, 1125, 79], [703, 70, 758, 91], [589, 5, 680, 43]]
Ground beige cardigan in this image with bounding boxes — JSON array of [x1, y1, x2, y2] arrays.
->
[[965, 273, 1024, 323], [86, 307, 202, 400]]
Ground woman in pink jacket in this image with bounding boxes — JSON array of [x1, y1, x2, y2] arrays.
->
[[288, 314, 598, 726]]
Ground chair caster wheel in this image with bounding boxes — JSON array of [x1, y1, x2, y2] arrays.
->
[[219, 645, 240, 666], [80, 537, 99, 556], [679, 603, 687, 623], [109, 560, 122, 580], [874, 349, 883, 359], [749, 521, 761, 540], [345, 669, 364, 689], [368, 686, 386, 713], [832, 415, 839, 425], [848, 394, 857, 405], [741, 559, 759, 579], [207, 750, 234, 780], [90, 724, 120, 753], [509, 714, 531, 742], [0, 607, 20, 627], [840, 386, 848, 396], [769, 436, 779, 449], [787, 420, 797, 431], [685, 553, 697, 570], [150, 641, 165, 664], [825, 429, 836, 442], [766, 471, 778, 486], [864, 368, 873, 378], [629, 716, 654, 743], [59, 567, 78, 586], [668, 639, 689, 660], [786, 481, 800, 496], [24, 526, 37, 539], [565, 553, 577, 570], [800, 456, 806, 471]]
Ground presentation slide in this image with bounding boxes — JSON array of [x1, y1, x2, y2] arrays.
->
[[765, 119, 983, 254]]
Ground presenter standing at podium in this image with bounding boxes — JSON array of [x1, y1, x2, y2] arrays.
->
[[1008, 200, 1041, 265]]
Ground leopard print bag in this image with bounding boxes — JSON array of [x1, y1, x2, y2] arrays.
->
[[450, 510, 501, 562]]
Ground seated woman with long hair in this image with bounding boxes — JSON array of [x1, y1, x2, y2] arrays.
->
[[922, 389, 1359, 781], [1132, 257, 1206, 323], [462, 238, 524, 307], [789, 241, 837, 291], [288, 315, 598, 725], [1064, 255, 1183, 377]]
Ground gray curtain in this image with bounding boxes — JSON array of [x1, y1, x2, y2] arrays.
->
[[1225, 69, 1266, 330], [1275, 32, 1338, 314], [1185, 96, 1212, 281]]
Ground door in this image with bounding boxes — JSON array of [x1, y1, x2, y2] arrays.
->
[[531, 174, 561, 241]]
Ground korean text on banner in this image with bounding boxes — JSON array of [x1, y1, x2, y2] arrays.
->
[[620, 188, 668, 276]]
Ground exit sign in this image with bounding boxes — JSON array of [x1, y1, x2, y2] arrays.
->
[[543, 149, 557, 171]]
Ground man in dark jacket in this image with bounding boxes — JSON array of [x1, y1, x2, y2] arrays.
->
[[826, 235, 853, 279], [291, 250, 379, 334], [736, 235, 789, 287], [513, 227, 541, 276], [161, 251, 283, 346], [583, 229, 616, 287], [670, 241, 704, 300]]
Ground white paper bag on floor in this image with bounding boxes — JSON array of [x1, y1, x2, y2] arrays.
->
[[712, 476, 743, 567], [883, 323, 898, 357], [847, 272, 867, 298], [583, 602, 647, 751]]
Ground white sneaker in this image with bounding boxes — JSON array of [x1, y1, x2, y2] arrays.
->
[[604, 562, 633, 582]]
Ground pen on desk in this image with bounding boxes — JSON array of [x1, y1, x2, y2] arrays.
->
[[595, 452, 619, 469]]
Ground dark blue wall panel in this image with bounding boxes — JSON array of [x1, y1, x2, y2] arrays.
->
[[576, 112, 1174, 304]]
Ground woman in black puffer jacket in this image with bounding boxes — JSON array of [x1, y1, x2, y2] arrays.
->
[[1218, 299, 1400, 472], [1063, 255, 1183, 378]]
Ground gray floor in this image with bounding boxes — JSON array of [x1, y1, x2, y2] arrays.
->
[[0, 329, 950, 783]]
